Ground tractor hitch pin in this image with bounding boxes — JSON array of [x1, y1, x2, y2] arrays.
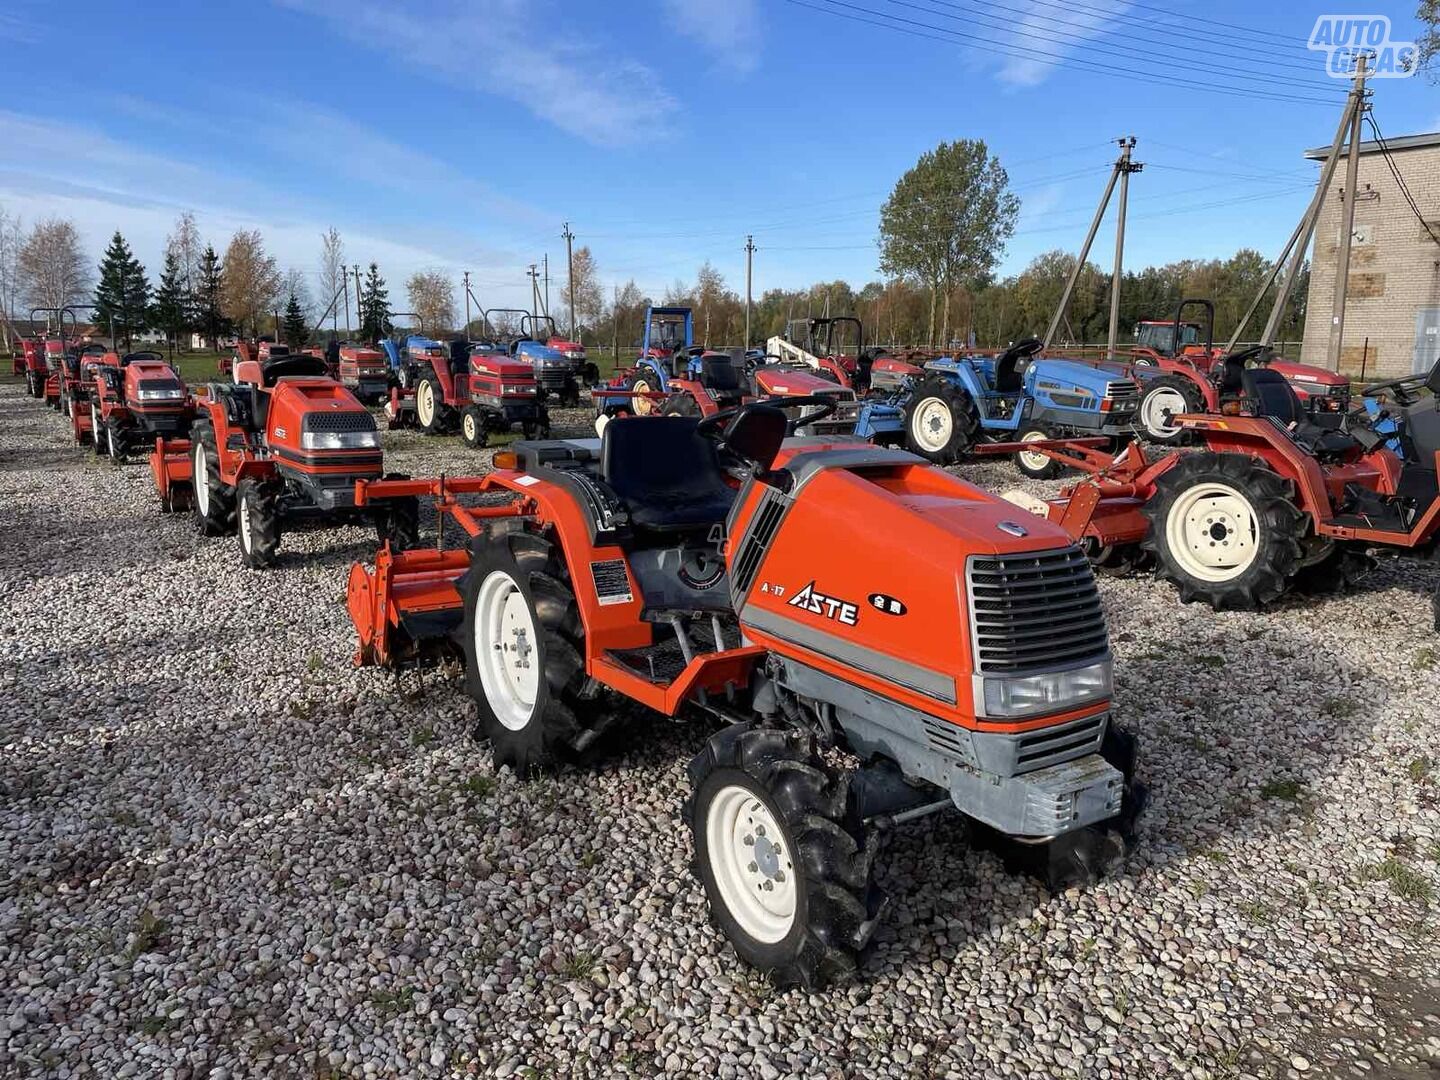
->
[[710, 614, 726, 652]]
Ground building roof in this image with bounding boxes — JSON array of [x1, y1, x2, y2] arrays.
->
[[1304, 130, 1440, 159]]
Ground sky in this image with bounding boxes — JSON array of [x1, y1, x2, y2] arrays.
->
[[1, 0, 1436, 318]]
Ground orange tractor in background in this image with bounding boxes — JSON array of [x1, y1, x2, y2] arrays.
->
[[87, 350, 195, 461], [344, 400, 1144, 987]]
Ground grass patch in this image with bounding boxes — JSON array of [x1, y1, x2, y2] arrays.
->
[[111, 809, 141, 828], [1238, 900, 1274, 924], [369, 986, 416, 1016], [561, 950, 599, 981], [126, 911, 168, 961], [411, 726, 436, 747], [1407, 756, 1432, 783], [1260, 778, 1307, 802], [1322, 696, 1361, 719], [1194, 654, 1225, 669], [1412, 645, 1437, 671], [307, 651, 324, 673], [464, 773, 495, 798], [579, 849, 600, 869], [1371, 858, 1434, 903], [134, 1015, 173, 1036]]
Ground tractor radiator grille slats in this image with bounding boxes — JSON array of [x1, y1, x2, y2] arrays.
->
[[731, 489, 789, 595], [1015, 713, 1106, 771], [1104, 381, 1139, 402], [966, 548, 1109, 674], [303, 412, 377, 433], [536, 369, 570, 389]]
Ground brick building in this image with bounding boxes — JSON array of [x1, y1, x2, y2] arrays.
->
[[1299, 130, 1440, 378]]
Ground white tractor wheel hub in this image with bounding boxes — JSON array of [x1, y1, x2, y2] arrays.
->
[[474, 570, 540, 732], [1141, 387, 1188, 438], [706, 785, 796, 944], [912, 398, 953, 452], [1166, 481, 1260, 582]]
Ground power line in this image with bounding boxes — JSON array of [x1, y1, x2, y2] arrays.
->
[[1364, 116, 1440, 249], [781, 0, 1344, 107]]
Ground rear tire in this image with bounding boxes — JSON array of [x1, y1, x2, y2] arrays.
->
[[626, 372, 658, 417], [1137, 374, 1204, 445], [685, 724, 879, 990], [902, 375, 976, 464], [1141, 452, 1305, 610], [1014, 423, 1061, 480], [105, 420, 127, 463], [374, 474, 420, 550], [236, 478, 282, 568], [661, 393, 701, 417], [459, 528, 607, 774], [190, 420, 236, 537], [416, 374, 448, 434]]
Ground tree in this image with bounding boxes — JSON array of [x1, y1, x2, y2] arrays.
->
[[406, 270, 455, 334], [359, 263, 392, 342], [165, 211, 203, 338], [281, 268, 313, 325], [19, 218, 90, 316], [195, 245, 233, 349], [1419, 0, 1438, 79], [92, 231, 151, 348], [220, 229, 281, 338], [0, 206, 21, 350], [150, 250, 189, 352], [568, 246, 603, 339], [282, 293, 308, 347], [318, 227, 346, 332], [879, 139, 1020, 346]]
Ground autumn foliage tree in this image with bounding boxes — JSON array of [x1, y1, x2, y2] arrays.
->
[[405, 270, 455, 335], [220, 230, 281, 338]]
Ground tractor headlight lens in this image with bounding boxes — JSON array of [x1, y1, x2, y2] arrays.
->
[[137, 388, 185, 401], [503, 384, 533, 395], [564, 349, 585, 359], [981, 660, 1112, 718], [301, 430, 381, 450]]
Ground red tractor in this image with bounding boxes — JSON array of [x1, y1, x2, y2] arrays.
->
[[766, 316, 909, 395], [87, 350, 195, 461], [150, 346, 418, 563], [1132, 299, 1350, 444], [58, 343, 109, 420], [64, 347, 121, 448], [998, 351, 1440, 625], [386, 337, 549, 448], [344, 402, 1144, 987], [337, 344, 391, 404], [12, 336, 37, 379]]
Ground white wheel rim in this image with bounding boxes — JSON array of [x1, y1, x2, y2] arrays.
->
[[463, 412, 477, 441], [1166, 482, 1260, 583], [108, 425, 118, 458], [238, 491, 254, 553], [912, 397, 952, 452], [1018, 430, 1050, 472], [474, 570, 540, 732], [706, 785, 796, 944], [417, 381, 434, 426], [594, 413, 610, 437], [91, 405, 99, 441], [1141, 387, 1187, 437], [194, 443, 209, 516], [631, 378, 654, 416]]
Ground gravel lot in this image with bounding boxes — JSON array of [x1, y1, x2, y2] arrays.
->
[[2, 378, 1438, 1080]]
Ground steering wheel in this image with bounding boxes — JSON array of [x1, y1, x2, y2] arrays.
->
[[1224, 344, 1271, 365], [997, 337, 1043, 365], [1361, 372, 1429, 407], [695, 395, 840, 443]]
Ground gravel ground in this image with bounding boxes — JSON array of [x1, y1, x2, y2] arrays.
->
[[2, 378, 1438, 1080]]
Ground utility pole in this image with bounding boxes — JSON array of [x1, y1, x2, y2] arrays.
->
[[1107, 136, 1142, 360], [542, 254, 550, 318], [1326, 52, 1370, 371], [744, 235, 755, 349], [1228, 54, 1370, 354], [611, 284, 619, 368], [342, 274, 352, 339], [1043, 137, 1139, 350], [562, 223, 576, 339], [353, 265, 364, 339], [527, 264, 540, 317], [463, 271, 471, 338]]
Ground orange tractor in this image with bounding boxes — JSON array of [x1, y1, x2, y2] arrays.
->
[[998, 353, 1440, 624], [345, 400, 1144, 986], [86, 350, 195, 461], [150, 346, 417, 562]]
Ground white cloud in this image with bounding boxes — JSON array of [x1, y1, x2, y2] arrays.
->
[[998, 0, 1131, 87], [276, 0, 678, 145], [661, 0, 761, 70]]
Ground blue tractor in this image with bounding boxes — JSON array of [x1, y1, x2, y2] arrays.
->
[[898, 337, 1141, 477], [593, 305, 698, 417]]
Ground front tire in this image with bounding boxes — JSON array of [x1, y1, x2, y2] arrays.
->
[[1141, 452, 1305, 610], [626, 372, 657, 417], [236, 477, 282, 568], [902, 375, 976, 464], [660, 393, 701, 418], [374, 474, 420, 550], [1014, 423, 1061, 480], [190, 420, 236, 537], [415, 374, 448, 434], [459, 529, 607, 774], [460, 406, 488, 449], [686, 724, 879, 990], [1137, 374, 1205, 444], [105, 420, 126, 463]]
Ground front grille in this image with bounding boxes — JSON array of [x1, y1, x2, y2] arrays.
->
[[966, 547, 1109, 674], [1104, 381, 1139, 402], [1015, 713, 1106, 772], [922, 716, 972, 766], [303, 411, 377, 434], [138, 379, 179, 392], [731, 488, 790, 595], [536, 368, 570, 389]]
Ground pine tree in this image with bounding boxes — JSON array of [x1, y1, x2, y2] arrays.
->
[[150, 250, 189, 353], [195, 245, 233, 349], [92, 231, 151, 348], [359, 262, 392, 342], [282, 292, 308, 347]]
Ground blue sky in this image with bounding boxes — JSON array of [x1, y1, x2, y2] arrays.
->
[[1, 0, 1435, 314]]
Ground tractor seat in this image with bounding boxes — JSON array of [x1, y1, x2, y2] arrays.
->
[[261, 355, 328, 386], [600, 416, 735, 533], [699, 353, 743, 394], [1243, 369, 1359, 460]]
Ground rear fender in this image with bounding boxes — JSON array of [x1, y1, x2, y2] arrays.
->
[[1184, 416, 1332, 517]]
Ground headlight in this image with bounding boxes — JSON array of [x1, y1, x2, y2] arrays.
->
[[301, 430, 381, 450], [565, 349, 585, 359], [980, 660, 1112, 719], [503, 384, 533, 395], [137, 388, 185, 401]]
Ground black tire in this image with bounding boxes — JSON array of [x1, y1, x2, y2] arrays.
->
[[458, 528, 607, 774], [561, 379, 580, 407], [901, 375, 977, 464], [374, 473, 420, 550], [625, 371, 659, 417], [190, 420, 237, 537], [26, 371, 40, 397], [580, 363, 599, 388], [1137, 374, 1205, 445], [660, 393, 701, 418], [415, 373, 449, 434], [1141, 452, 1305, 610], [685, 724, 880, 990], [1291, 543, 1373, 596], [105, 419, 127, 463], [236, 477, 282, 569], [460, 406, 488, 449], [90, 405, 105, 457], [1014, 423, 1062, 480]]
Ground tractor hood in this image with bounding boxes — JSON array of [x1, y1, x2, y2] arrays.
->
[[1028, 357, 1124, 394], [548, 337, 586, 357], [1268, 360, 1348, 388], [471, 356, 534, 379], [753, 367, 855, 399], [514, 341, 568, 365]]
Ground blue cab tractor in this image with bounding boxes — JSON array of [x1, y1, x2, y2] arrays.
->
[[482, 309, 583, 406], [898, 337, 1141, 478]]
